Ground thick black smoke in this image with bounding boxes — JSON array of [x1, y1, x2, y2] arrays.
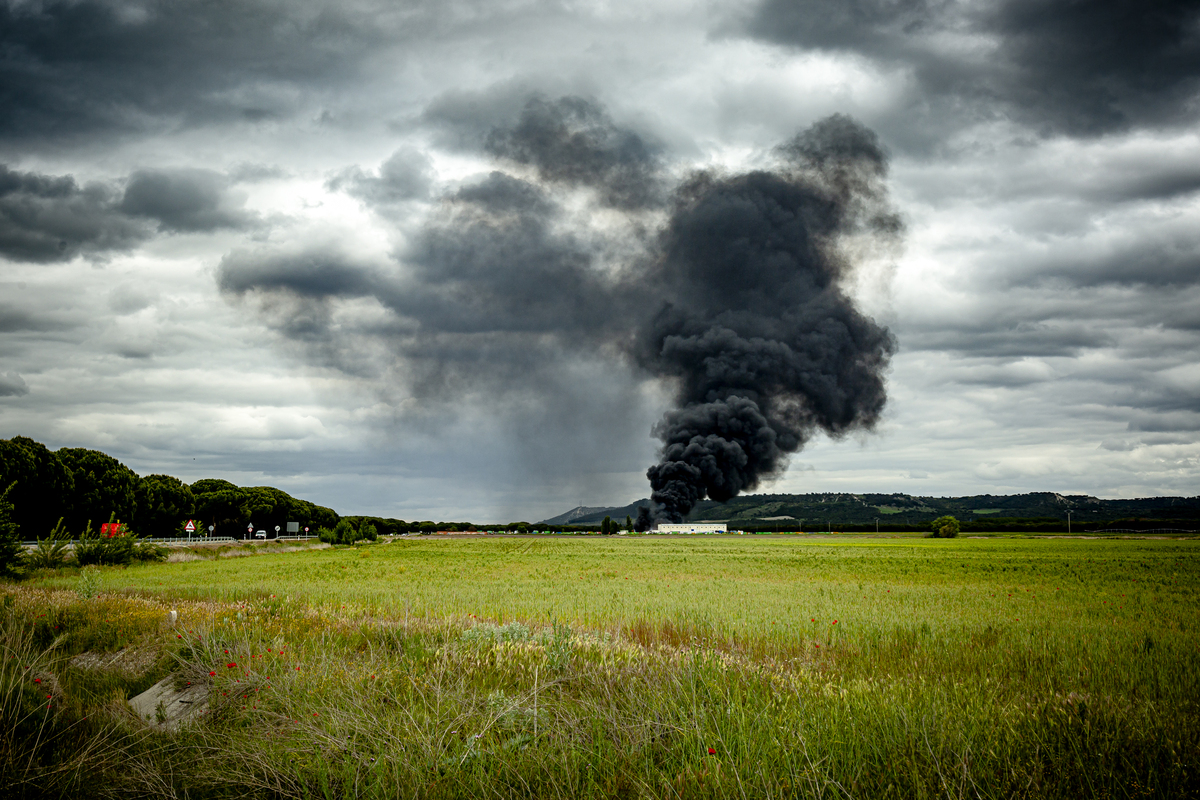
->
[[638, 114, 899, 522]]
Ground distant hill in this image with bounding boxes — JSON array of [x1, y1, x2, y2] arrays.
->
[[541, 492, 1200, 531], [539, 506, 621, 526], [540, 500, 652, 527]]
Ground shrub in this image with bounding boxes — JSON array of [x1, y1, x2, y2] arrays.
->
[[25, 518, 71, 570], [929, 515, 961, 538], [133, 538, 168, 562], [74, 523, 136, 566], [77, 565, 102, 599], [317, 520, 361, 545]]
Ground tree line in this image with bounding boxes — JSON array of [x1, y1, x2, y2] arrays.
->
[[0, 436, 340, 539]]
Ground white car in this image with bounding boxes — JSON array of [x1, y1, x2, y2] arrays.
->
[[254, 530, 267, 538]]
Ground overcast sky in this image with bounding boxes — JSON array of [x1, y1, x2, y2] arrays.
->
[[2, 0, 1198, 522]]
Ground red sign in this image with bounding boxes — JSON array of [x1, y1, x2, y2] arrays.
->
[[184, 520, 196, 532], [100, 522, 124, 538]]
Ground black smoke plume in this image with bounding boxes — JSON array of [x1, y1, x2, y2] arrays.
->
[[638, 114, 899, 522]]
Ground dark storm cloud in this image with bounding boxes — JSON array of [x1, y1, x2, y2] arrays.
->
[[0, 164, 258, 263], [328, 149, 435, 206], [231, 105, 899, 522], [120, 169, 257, 232], [217, 248, 376, 300], [419, 84, 540, 151], [740, 0, 1200, 136], [221, 170, 624, 389], [0, 371, 29, 397], [0, 164, 147, 262], [484, 96, 665, 209], [0, 0, 408, 145]]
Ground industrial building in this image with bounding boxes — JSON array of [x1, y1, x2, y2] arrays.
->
[[652, 523, 727, 534]]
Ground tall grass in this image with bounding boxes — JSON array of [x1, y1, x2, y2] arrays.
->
[[3, 536, 1198, 798]]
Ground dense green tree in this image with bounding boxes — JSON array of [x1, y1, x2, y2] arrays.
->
[[191, 481, 248, 535], [57, 447, 139, 532], [929, 515, 961, 538], [191, 479, 339, 537], [135, 474, 195, 536], [0, 436, 75, 538], [0, 483, 23, 577], [190, 478, 239, 495], [601, 515, 614, 535]]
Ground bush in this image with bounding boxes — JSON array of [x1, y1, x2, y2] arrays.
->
[[74, 524, 135, 566], [318, 520, 362, 545], [133, 538, 168, 562], [929, 515, 961, 538], [25, 518, 71, 570]]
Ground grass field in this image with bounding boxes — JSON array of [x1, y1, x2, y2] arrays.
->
[[3, 534, 1198, 798]]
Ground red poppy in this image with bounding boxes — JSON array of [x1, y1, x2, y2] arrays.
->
[[227, 663, 237, 668], [33, 678, 40, 684], [707, 747, 716, 755], [832, 620, 838, 625], [209, 671, 217, 676]]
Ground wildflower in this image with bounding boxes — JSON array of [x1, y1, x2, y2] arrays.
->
[[832, 620, 838, 625], [209, 671, 217, 676], [227, 663, 237, 668], [708, 747, 716, 755], [33, 678, 40, 684]]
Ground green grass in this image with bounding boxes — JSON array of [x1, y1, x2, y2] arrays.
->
[[3, 535, 1198, 798]]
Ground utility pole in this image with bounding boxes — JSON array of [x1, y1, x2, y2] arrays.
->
[[875, 517, 879, 534], [1067, 510, 1072, 534]]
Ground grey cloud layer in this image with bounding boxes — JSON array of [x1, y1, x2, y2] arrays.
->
[[741, 0, 1200, 136], [0, 0, 397, 145], [2, 0, 1197, 517]]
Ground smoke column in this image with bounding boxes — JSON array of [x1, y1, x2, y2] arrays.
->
[[635, 114, 900, 524]]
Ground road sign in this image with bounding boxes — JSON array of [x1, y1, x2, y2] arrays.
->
[[184, 520, 195, 533], [247, 523, 253, 532]]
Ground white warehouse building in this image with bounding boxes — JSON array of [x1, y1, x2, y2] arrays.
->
[[653, 523, 727, 534]]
